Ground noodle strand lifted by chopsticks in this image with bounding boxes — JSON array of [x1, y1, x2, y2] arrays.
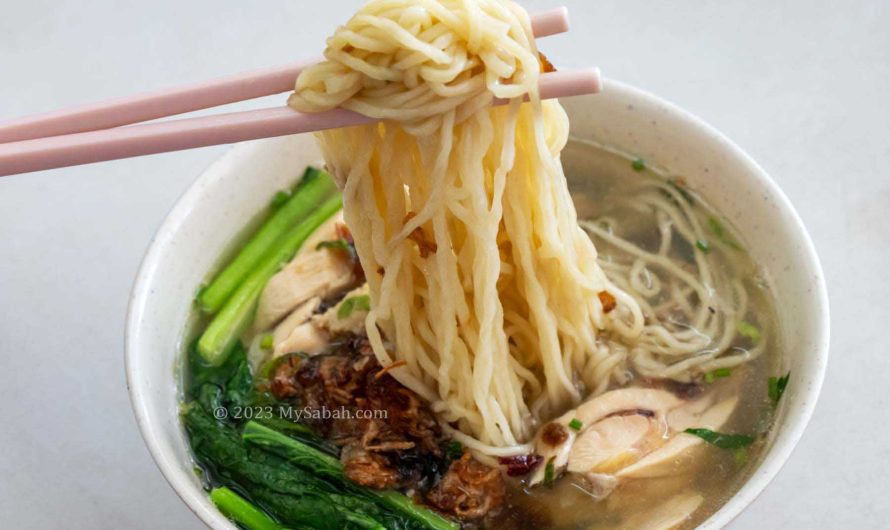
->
[[289, 0, 646, 454]]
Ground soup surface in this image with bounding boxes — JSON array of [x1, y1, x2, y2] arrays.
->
[[485, 140, 784, 529]]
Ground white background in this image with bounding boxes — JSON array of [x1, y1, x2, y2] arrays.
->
[[1, 1, 887, 528]]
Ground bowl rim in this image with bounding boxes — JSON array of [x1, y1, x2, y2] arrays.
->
[[125, 78, 830, 529]]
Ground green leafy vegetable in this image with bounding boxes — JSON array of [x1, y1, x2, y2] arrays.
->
[[198, 194, 343, 365], [197, 168, 340, 315], [684, 428, 755, 450], [338, 295, 371, 319], [737, 321, 762, 343], [631, 158, 646, 171], [211, 487, 284, 530], [704, 367, 732, 384], [708, 217, 744, 251], [769, 371, 791, 409], [242, 421, 458, 530], [187, 341, 253, 415], [696, 239, 711, 253], [184, 405, 445, 530], [568, 418, 583, 431]]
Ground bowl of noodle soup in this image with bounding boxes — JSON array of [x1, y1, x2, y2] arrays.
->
[[126, 78, 828, 529]]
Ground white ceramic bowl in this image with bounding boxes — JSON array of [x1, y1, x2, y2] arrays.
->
[[126, 80, 829, 529]]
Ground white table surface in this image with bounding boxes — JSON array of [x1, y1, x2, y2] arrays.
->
[[1, 1, 886, 528]]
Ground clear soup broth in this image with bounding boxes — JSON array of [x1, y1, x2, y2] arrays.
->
[[488, 140, 783, 530]]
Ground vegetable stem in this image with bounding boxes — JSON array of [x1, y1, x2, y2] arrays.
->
[[197, 168, 339, 314], [211, 487, 284, 530], [198, 195, 343, 365]]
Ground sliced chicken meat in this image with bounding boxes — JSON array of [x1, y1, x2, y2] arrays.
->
[[272, 297, 329, 358], [530, 388, 682, 485], [254, 212, 356, 331], [529, 382, 739, 489]]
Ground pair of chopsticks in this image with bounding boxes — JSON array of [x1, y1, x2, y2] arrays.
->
[[0, 7, 599, 178]]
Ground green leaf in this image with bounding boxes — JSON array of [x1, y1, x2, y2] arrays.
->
[[338, 295, 371, 319], [704, 367, 732, 384], [684, 428, 755, 450], [224, 357, 254, 411], [737, 321, 762, 343], [769, 371, 791, 409]]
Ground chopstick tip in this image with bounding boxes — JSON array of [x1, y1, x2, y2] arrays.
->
[[532, 6, 570, 37]]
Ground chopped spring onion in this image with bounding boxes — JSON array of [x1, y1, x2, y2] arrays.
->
[[696, 239, 711, 253], [631, 158, 646, 171], [338, 295, 371, 319], [704, 367, 732, 384], [737, 321, 762, 343], [769, 371, 791, 409], [684, 428, 755, 450], [259, 334, 274, 350], [708, 217, 744, 251], [568, 418, 583, 431], [316, 238, 352, 253], [543, 457, 556, 487]]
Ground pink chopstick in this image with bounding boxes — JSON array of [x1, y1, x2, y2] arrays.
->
[[0, 7, 585, 177], [0, 7, 569, 145], [0, 69, 601, 177]]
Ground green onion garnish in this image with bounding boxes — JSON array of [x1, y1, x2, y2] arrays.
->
[[768, 371, 791, 410], [684, 428, 755, 450], [259, 334, 274, 350], [568, 419, 583, 431], [316, 238, 353, 253], [543, 457, 556, 487], [338, 295, 371, 319], [708, 217, 744, 250], [631, 158, 646, 171], [737, 321, 761, 343], [696, 239, 711, 253], [704, 367, 732, 384]]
